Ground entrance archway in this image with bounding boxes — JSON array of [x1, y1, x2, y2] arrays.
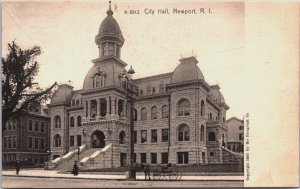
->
[[91, 130, 105, 148]]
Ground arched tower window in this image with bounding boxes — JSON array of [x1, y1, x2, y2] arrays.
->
[[178, 99, 190, 116], [208, 132, 216, 141], [200, 100, 205, 116], [141, 107, 147, 121], [70, 117, 74, 127], [119, 131, 125, 144], [151, 106, 158, 119], [162, 105, 169, 118], [77, 116, 82, 127], [200, 125, 205, 142], [54, 116, 61, 128], [54, 134, 61, 147], [178, 124, 190, 141]]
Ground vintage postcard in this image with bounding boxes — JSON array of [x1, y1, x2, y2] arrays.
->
[[2, 0, 299, 188]]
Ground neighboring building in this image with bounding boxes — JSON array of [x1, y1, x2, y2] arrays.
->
[[47, 3, 242, 169], [226, 117, 244, 153], [2, 105, 50, 165]]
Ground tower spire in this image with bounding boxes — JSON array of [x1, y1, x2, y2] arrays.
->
[[107, 1, 113, 16]]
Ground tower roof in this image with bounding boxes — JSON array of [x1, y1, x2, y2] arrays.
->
[[96, 1, 124, 45]]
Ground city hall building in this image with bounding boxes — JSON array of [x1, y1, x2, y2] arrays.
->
[[48, 3, 242, 169]]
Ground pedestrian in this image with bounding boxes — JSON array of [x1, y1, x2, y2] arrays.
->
[[15, 160, 21, 175], [72, 161, 79, 176], [141, 163, 150, 180]]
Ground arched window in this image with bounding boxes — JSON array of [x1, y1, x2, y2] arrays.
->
[[200, 100, 205, 116], [159, 84, 164, 93], [70, 117, 74, 127], [28, 120, 33, 131], [77, 116, 82, 126], [151, 106, 158, 119], [140, 90, 143, 96], [178, 124, 190, 141], [200, 125, 204, 142], [54, 116, 61, 128], [133, 109, 137, 121], [54, 134, 61, 147], [178, 99, 190, 116], [141, 108, 147, 121], [119, 131, 125, 144], [162, 105, 169, 118], [208, 132, 216, 141]]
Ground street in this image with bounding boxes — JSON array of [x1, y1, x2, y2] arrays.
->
[[3, 176, 243, 188]]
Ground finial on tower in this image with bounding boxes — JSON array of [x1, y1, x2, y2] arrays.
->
[[107, 1, 113, 16]]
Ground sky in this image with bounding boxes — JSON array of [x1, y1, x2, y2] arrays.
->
[[3, 0, 244, 119], [2, 1, 299, 186]]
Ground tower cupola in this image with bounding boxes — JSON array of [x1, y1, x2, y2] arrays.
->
[[95, 1, 124, 59]]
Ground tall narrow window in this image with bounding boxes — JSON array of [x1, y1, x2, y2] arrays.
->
[[28, 137, 33, 149], [178, 124, 190, 141], [141, 108, 147, 121], [151, 153, 157, 164], [100, 98, 107, 117], [77, 116, 82, 127], [102, 43, 107, 57], [108, 42, 114, 56], [41, 122, 45, 132], [133, 109, 137, 121], [28, 120, 33, 131], [70, 117, 74, 127], [70, 136, 74, 147], [12, 136, 16, 148], [54, 116, 61, 128], [147, 86, 151, 95], [54, 135, 61, 147], [119, 131, 125, 144], [200, 100, 205, 116], [162, 129, 169, 142], [159, 84, 164, 93], [77, 135, 82, 146], [151, 130, 157, 143], [162, 105, 169, 118], [34, 138, 39, 149], [35, 121, 39, 132], [161, 153, 168, 164], [200, 125, 205, 142], [178, 99, 190, 116], [40, 139, 45, 150], [151, 106, 158, 119], [141, 130, 147, 143], [140, 153, 147, 163], [133, 131, 137, 144]]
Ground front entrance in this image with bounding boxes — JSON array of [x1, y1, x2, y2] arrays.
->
[[91, 130, 105, 148]]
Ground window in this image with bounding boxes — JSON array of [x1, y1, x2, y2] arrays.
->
[[140, 153, 147, 163], [162, 129, 169, 142], [100, 98, 107, 117], [200, 100, 205, 116], [34, 121, 39, 132], [140, 90, 143, 96], [70, 136, 74, 147], [239, 133, 244, 141], [28, 137, 33, 149], [72, 99, 75, 106], [151, 153, 157, 164], [177, 152, 189, 164], [119, 131, 125, 144], [223, 117, 225, 123], [133, 109, 137, 121], [152, 87, 155, 94], [108, 42, 114, 56], [8, 137, 11, 148], [178, 125, 189, 141], [159, 84, 164, 93], [210, 152, 214, 156], [95, 76, 100, 87], [54, 134, 61, 147], [77, 135, 82, 146], [178, 99, 190, 116], [40, 139, 45, 150], [54, 116, 61, 128], [162, 105, 169, 118], [13, 120, 17, 130], [151, 130, 157, 143], [34, 138, 39, 149], [141, 130, 147, 143], [141, 108, 147, 121], [239, 126, 244, 130], [102, 43, 107, 56], [147, 86, 151, 95], [70, 117, 74, 127], [133, 131, 137, 144], [4, 137, 7, 149], [28, 120, 33, 131], [151, 106, 158, 119], [41, 122, 45, 132], [161, 153, 168, 164], [208, 132, 216, 141], [76, 100, 79, 106], [12, 136, 16, 148], [200, 125, 205, 142], [77, 116, 82, 127]]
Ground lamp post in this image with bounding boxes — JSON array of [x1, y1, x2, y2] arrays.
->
[[127, 66, 137, 180]]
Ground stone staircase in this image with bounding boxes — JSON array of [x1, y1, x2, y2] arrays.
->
[[80, 143, 113, 170], [55, 148, 100, 171], [222, 147, 243, 163]]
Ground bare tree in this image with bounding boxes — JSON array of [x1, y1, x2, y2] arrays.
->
[[2, 41, 57, 130]]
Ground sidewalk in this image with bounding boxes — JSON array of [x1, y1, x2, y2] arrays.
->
[[2, 169, 244, 181]]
